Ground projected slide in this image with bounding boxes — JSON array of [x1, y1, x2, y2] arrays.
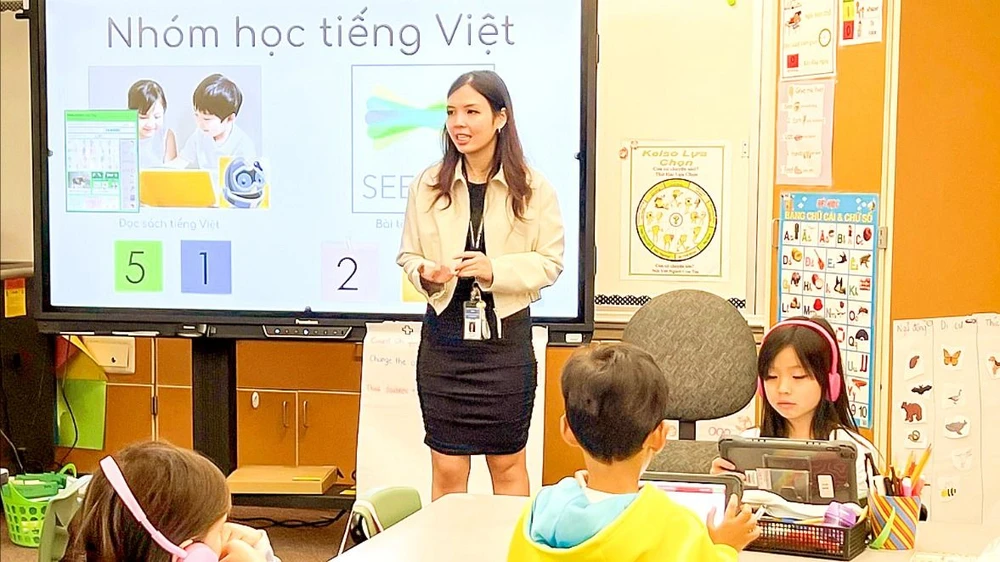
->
[[42, 0, 584, 319]]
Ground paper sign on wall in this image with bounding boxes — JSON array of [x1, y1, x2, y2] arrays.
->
[[777, 192, 879, 428], [891, 314, 1000, 524], [781, 0, 838, 80], [840, 0, 883, 45], [777, 80, 835, 186], [620, 141, 730, 280]]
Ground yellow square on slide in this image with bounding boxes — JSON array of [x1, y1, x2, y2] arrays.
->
[[402, 271, 426, 303]]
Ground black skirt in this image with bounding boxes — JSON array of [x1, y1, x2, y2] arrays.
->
[[416, 277, 537, 456]]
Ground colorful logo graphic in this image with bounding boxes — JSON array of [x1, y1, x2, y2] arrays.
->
[[365, 88, 445, 149]]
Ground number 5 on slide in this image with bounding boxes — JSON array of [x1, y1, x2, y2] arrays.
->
[[114, 240, 163, 292]]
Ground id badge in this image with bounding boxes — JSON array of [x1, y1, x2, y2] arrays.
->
[[463, 300, 487, 340]]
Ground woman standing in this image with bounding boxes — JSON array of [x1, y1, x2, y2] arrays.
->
[[397, 71, 565, 500]]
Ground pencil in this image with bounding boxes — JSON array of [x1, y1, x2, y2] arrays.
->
[[903, 450, 916, 477], [910, 445, 933, 483]]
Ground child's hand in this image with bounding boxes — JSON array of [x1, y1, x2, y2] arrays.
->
[[707, 494, 761, 552], [222, 523, 264, 548], [710, 457, 746, 481], [220, 539, 266, 562]]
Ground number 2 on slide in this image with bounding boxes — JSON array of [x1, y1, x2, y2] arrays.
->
[[321, 242, 378, 302]]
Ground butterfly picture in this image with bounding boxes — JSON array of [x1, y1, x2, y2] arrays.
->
[[943, 348, 962, 367]]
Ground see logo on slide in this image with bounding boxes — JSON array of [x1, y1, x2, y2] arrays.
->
[[365, 88, 445, 149]]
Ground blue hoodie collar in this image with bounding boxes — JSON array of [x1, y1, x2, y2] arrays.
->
[[527, 477, 638, 549]]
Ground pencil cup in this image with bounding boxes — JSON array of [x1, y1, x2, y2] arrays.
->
[[869, 494, 920, 550]]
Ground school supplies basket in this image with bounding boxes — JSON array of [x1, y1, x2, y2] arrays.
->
[[1, 465, 76, 547], [746, 517, 869, 560]]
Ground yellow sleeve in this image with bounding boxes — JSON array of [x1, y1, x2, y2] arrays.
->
[[669, 512, 739, 562]]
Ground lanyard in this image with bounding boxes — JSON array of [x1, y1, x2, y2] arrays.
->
[[468, 218, 485, 252]]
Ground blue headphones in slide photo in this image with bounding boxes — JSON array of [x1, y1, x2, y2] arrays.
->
[[223, 157, 266, 208]]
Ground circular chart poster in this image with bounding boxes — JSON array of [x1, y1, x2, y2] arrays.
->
[[635, 178, 718, 262]]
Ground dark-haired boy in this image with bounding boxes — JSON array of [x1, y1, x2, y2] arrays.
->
[[508, 343, 759, 561]]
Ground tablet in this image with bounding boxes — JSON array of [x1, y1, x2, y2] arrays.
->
[[718, 436, 858, 505], [640, 471, 742, 526]]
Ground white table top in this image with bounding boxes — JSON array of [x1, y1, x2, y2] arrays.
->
[[334, 493, 999, 561]]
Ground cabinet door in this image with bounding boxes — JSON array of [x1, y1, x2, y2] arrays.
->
[[156, 386, 192, 449], [296, 392, 361, 482], [237, 341, 362, 392], [155, 338, 192, 386], [57, 384, 154, 473], [237, 390, 296, 467]]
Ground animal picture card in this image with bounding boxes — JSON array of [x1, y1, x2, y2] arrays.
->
[[943, 415, 970, 439], [941, 347, 964, 370], [903, 427, 927, 449], [904, 351, 926, 380], [940, 383, 965, 409], [952, 448, 974, 472], [900, 399, 926, 424]]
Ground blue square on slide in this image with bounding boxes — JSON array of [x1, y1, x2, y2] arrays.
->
[[181, 240, 232, 294]]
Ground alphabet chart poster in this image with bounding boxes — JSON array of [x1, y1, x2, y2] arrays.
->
[[777, 192, 880, 428], [891, 314, 1000, 524]]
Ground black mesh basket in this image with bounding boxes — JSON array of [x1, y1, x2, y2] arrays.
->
[[746, 518, 869, 560]]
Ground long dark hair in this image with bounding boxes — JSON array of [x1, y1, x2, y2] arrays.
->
[[431, 71, 531, 220], [758, 316, 860, 440]]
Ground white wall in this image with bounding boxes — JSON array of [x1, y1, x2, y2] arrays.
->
[[1, 12, 34, 262]]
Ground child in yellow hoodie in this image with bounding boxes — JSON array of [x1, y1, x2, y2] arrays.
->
[[508, 343, 760, 561]]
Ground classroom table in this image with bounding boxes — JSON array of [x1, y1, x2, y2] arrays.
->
[[333, 493, 1000, 561]]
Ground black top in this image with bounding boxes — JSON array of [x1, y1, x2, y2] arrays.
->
[[468, 181, 486, 252]]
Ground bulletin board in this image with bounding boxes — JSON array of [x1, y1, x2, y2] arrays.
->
[[593, 0, 768, 324], [885, 0, 1000, 499], [768, 0, 888, 442]]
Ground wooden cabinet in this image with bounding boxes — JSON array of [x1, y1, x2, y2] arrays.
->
[[61, 338, 575, 485], [156, 387, 192, 449], [237, 390, 297, 467], [234, 389, 361, 483], [297, 392, 361, 480], [235, 341, 362, 482], [57, 384, 154, 472], [155, 338, 194, 448]]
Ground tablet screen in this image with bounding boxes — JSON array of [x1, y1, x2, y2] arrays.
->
[[642, 481, 729, 525]]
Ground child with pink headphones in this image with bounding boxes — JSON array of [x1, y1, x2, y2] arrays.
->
[[710, 315, 879, 498], [70, 441, 280, 562]]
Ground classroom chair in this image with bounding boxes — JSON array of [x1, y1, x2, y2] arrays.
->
[[37, 475, 91, 562], [622, 290, 757, 473], [337, 486, 422, 555]]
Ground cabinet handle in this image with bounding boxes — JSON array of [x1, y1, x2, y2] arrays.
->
[[282, 400, 289, 428], [302, 400, 310, 428]]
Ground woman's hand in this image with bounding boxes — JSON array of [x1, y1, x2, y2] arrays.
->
[[454, 251, 493, 285], [418, 261, 455, 284]]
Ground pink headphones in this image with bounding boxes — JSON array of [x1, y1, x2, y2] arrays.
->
[[100, 456, 219, 562], [757, 319, 842, 402]]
